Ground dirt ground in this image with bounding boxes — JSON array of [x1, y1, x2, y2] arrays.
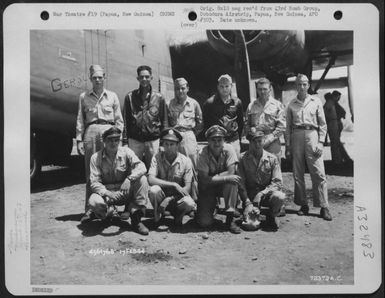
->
[[30, 154, 354, 286]]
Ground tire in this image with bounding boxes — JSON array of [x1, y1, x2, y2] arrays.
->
[[31, 131, 74, 181], [30, 133, 42, 181]]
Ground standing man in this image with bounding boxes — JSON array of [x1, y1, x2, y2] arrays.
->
[[202, 74, 244, 158], [167, 77, 203, 168], [88, 127, 150, 235], [332, 90, 352, 164], [76, 64, 124, 224], [323, 92, 342, 164], [122, 65, 168, 169], [196, 125, 242, 234], [285, 74, 332, 221], [332, 90, 346, 136], [148, 128, 197, 227], [244, 77, 286, 162], [238, 128, 286, 231]]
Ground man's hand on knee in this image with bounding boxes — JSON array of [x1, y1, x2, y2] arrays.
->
[[173, 183, 189, 197], [224, 174, 242, 185], [253, 192, 264, 205], [105, 191, 120, 205], [285, 146, 291, 160], [120, 178, 131, 195], [77, 141, 85, 156]]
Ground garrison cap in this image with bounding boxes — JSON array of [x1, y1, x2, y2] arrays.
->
[[160, 128, 183, 143], [295, 73, 309, 83], [247, 127, 265, 141], [217, 74, 232, 84], [174, 77, 188, 86], [89, 64, 104, 78], [205, 125, 227, 139], [102, 127, 121, 140]]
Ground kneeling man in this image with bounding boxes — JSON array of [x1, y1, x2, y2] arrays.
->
[[89, 127, 150, 235], [148, 128, 196, 226], [239, 128, 286, 231], [196, 125, 242, 234]]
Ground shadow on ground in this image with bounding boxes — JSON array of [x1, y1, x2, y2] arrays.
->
[[55, 211, 236, 236], [32, 148, 353, 194]]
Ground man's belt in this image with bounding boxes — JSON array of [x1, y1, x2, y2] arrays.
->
[[294, 125, 316, 130], [87, 119, 115, 127]]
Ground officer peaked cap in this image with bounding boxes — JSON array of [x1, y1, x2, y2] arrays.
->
[[205, 125, 227, 139], [102, 127, 121, 140], [247, 127, 265, 141], [160, 128, 183, 143]]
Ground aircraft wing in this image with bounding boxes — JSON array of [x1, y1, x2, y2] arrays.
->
[[169, 30, 353, 107], [305, 31, 353, 71]]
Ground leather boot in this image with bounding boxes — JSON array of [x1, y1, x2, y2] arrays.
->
[[130, 210, 149, 235], [120, 205, 131, 220], [277, 205, 286, 217], [80, 209, 95, 224], [173, 210, 185, 227], [297, 205, 309, 216], [266, 212, 279, 231], [320, 207, 332, 221], [226, 214, 241, 234]]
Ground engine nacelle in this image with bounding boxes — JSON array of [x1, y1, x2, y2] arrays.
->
[[207, 30, 308, 76]]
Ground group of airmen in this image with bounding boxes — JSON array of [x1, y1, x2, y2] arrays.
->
[[76, 64, 333, 236]]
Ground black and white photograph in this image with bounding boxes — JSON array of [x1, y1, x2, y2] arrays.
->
[[3, 2, 382, 295]]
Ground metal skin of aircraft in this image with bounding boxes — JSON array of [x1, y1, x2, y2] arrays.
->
[[30, 29, 353, 180], [171, 30, 353, 107], [30, 30, 174, 180]]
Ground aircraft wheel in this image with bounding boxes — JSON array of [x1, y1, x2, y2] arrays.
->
[[30, 133, 41, 181]]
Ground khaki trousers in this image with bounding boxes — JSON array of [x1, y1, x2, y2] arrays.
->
[[148, 185, 196, 222], [128, 138, 160, 169], [197, 183, 238, 227], [264, 138, 282, 164], [178, 130, 198, 168], [291, 129, 328, 208], [227, 139, 241, 160], [89, 176, 149, 219], [248, 189, 286, 217]]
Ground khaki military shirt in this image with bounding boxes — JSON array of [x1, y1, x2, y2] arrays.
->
[[90, 146, 147, 196], [76, 88, 124, 141], [168, 96, 203, 134], [245, 97, 286, 139], [285, 95, 327, 146], [197, 143, 238, 177], [238, 149, 283, 198], [148, 151, 193, 186]]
